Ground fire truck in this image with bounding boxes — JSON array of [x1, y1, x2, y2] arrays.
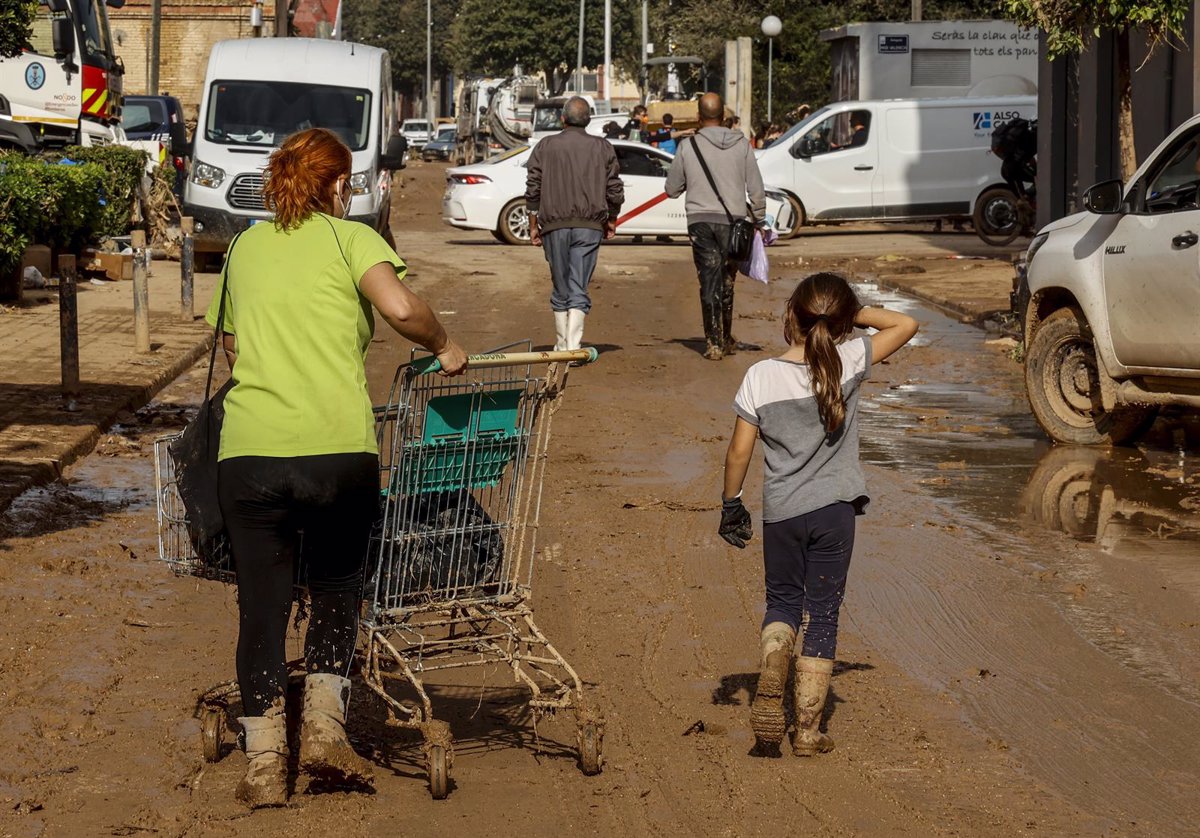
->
[[0, 0, 125, 152]]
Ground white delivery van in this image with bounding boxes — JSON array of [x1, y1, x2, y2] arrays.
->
[[183, 38, 406, 263], [757, 96, 1035, 236]]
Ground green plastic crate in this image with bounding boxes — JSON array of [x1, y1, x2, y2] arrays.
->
[[397, 389, 525, 494]]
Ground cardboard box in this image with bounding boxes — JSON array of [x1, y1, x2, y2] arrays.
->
[[93, 252, 133, 282]]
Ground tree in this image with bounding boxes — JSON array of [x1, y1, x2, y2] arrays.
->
[[342, 0, 460, 98], [0, 0, 38, 59], [1002, 0, 1191, 179]]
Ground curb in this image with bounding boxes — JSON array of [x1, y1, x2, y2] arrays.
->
[[870, 274, 1021, 337], [0, 332, 213, 517]]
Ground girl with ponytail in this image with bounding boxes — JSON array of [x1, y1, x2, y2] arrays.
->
[[719, 272, 917, 756]]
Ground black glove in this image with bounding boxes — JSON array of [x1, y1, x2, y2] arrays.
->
[[719, 496, 753, 549]]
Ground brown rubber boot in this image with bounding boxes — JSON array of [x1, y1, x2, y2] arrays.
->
[[791, 655, 836, 756], [298, 674, 375, 787], [235, 712, 288, 808], [749, 622, 796, 748]]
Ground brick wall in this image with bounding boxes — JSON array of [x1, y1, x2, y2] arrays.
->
[[109, 1, 278, 120]]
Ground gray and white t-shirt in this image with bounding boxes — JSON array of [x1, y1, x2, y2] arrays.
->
[[733, 336, 872, 524]]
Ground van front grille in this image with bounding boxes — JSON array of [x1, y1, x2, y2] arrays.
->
[[227, 173, 266, 210]]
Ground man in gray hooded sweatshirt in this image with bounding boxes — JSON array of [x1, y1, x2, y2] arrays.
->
[[665, 92, 767, 360]]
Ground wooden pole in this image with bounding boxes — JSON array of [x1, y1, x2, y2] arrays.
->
[[58, 254, 80, 409], [132, 230, 151, 353], [180, 216, 194, 321]]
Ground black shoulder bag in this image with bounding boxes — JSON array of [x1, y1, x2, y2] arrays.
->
[[169, 232, 244, 556], [689, 136, 756, 263]]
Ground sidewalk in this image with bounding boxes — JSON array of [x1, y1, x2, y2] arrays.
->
[[0, 261, 219, 513], [871, 255, 1019, 327]]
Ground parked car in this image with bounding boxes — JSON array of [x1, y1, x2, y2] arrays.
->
[[757, 95, 1036, 238], [1016, 113, 1200, 445], [401, 118, 432, 150], [182, 38, 407, 266], [121, 93, 189, 198], [422, 124, 458, 161], [443, 140, 795, 245]]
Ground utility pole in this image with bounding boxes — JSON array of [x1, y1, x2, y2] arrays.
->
[[274, 0, 288, 36], [426, 0, 433, 127], [602, 0, 611, 110], [640, 0, 648, 103], [912, 0, 922, 21], [148, 0, 160, 94], [576, 0, 585, 93]]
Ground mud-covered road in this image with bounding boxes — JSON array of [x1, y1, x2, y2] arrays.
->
[[1, 162, 1197, 837]]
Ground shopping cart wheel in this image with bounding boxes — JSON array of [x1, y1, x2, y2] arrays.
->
[[578, 722, 603, 776], [201, 706, 224, 763], [427, 745, 450, 799]]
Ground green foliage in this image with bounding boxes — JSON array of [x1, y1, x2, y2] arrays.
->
[[0, 145, 149, 280], [342, 0, 459, 96], [59, 145, 150, 237], [1001, 0, 1190, 58], [0, 0, 38, 60]]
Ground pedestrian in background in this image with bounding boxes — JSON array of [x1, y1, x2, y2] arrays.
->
[[525, 96, 624, 350], [719, 272, 918, 755], [665, 92, 766, 360], [206, 128, 466, 808], [623, 104, 649, 142], [651, 113, 678, 154]]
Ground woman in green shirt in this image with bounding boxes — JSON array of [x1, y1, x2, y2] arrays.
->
[[205, 128, 467, 808]]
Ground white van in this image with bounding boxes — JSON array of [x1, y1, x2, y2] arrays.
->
[[757, 96, 1036, 235], [183, 38, 405, 263]]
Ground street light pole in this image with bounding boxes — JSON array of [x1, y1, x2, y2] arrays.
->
[[761, 16, 782, 124], [426, 0, 433, 128], [576, 0, 585, 93], [603, 0, 611, 109]]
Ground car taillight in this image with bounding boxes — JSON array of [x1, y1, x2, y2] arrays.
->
[[173, 156, 185, 171], [450, 174, 491, 185]]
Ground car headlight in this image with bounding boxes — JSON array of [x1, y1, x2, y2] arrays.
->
[[1026, 231, 1049, 266], [191, 160, 225, 189], [350, 170, 372, 195]]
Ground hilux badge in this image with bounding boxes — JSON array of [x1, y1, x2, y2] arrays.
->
[[1105, 245, 1127, 255]]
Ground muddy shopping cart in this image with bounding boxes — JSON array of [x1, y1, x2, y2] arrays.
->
[[153, 345, 603, 798]]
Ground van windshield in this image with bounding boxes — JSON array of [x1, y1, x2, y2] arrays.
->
[[771, 106, 831, 149], [205, 81, 372, 150]]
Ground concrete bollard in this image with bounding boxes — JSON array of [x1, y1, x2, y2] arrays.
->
[[181, 216, 194, 321], [58, 254, 80, 409], [132, 229, 151, 353]]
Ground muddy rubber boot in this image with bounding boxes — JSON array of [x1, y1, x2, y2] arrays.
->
[[701, 305, 724, 360], [750, 622, 796, 748], [298, 674, 375, 787], [553, 310, 569, 351], [566, 309, 586, 351], [791, 655, 836, 756], [722, 307, 738, 356], [235, 713, 289, 808]]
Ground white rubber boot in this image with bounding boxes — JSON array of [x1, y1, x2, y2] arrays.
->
[[236, 712, 288, 808], [553, 310, 569, 351], [566, 309, 586, 351], [791, 655, 836, 756], [750, 622, 796, 747], [298, 674, 375, 787]]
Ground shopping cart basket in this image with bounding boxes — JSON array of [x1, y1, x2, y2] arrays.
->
[[363, 345, 603, 798], [153, 345, 603, 796]]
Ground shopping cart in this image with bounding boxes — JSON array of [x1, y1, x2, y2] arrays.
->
[[153, 344, 602, 796], [362, 344, 603, 798]]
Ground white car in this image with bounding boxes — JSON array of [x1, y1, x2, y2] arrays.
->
[[401, 119, 433, 149], [442, 140, 796, 244]]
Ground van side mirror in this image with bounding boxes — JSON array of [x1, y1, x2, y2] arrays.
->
[[1084, 179, 1124, 214], [51, 16, 75, 58], [46, 0, 69, 12], [106, 0, 126, 8], [380, 134, 407, 170], [169, 123, 190, 156], [792, 137, 812, 159]]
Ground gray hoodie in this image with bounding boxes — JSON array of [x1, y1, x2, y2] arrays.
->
[[665, 126, 766, 226]]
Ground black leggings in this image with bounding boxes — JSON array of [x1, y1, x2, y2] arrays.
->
[[761, 501, 856, 660], [218, 453, 379, 717]]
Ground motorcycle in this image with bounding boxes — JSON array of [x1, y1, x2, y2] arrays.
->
[[975, 118, 1037, 247]]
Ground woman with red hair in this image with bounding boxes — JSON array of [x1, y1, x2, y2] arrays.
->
[[204, 127, 467, 808]]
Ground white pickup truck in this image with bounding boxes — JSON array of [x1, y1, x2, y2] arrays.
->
[[1018, 114, 1200, 444]]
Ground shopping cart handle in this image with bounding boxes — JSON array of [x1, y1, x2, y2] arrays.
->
[[410, 347, 599, 375]]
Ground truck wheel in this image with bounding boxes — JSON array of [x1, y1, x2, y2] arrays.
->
[[973, 187, 1021, 247], [779, 194, 805, 240], [497, 199, 531, 245], [1025, 307, 1157, 445]]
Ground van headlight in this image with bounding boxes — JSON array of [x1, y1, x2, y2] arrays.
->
[[350, 171, 372, 195], [191, 160, 226, 189], [1026, 231, 1049, 266]]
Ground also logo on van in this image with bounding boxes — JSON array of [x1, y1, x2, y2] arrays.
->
[[974, 110, 1023, 132], [973, 112, 992, 130]]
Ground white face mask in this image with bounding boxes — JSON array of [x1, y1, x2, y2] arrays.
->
[[338, 177, 352, 219]]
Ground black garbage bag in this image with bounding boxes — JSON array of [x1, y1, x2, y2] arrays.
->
[[401, 490, 505, 601]]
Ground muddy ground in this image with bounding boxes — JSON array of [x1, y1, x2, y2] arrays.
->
[[1, 161, 1198, 837]]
